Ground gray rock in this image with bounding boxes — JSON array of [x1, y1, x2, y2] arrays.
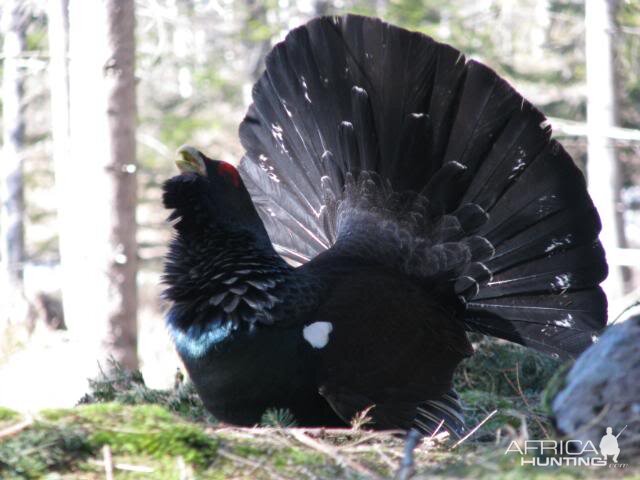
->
[[553, 314, 640, 460]]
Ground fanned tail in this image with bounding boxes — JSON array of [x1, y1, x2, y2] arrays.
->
[[238, 14, 607, 358]]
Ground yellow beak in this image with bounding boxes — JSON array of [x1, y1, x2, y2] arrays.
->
[[176, 145, 206, 176]]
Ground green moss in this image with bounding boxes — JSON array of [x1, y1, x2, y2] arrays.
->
[[0, 422, 93, 479], [231, 442, 267, 458], [271, 447, 327, 469], [73, 404, 218, 468], [1, 404, 218, 477], [77, 454, 194, 479], [0, 406, 19, 422], [40, 408, 72, 422]]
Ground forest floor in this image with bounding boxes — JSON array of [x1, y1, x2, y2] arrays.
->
[[0, 339, 638, 480]]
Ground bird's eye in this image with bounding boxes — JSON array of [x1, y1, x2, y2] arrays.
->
[[217, 162, 241, 188]]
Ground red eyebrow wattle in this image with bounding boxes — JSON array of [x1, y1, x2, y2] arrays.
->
[[218, 162, 240, 187]]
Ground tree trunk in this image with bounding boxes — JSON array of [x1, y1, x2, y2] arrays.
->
[[314, 1, 331, 16], [67, 0, 138, 369], [585, 0, 625, 305], [47, 0, 71, 329], [1, 0, 28, 326]]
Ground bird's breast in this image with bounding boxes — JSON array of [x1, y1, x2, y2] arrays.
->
[[176, 323, 327, 425]]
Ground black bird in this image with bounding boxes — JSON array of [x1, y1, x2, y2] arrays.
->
[[162, 15, 607, 439]]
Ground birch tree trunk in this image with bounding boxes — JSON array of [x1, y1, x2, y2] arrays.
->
[[1, 0, 28, 326], [67, 0, 138, 369], [585, 0, 625, 305]]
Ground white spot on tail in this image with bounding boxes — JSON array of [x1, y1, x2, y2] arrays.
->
[[555, 314, 574, 328], [545, 234, 574, 253], [303, 322, 333, 349], [552, 273, 571, 292]]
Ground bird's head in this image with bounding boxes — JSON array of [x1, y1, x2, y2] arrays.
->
[[163, 145, 267, 240], [174, 145, 240, 186]]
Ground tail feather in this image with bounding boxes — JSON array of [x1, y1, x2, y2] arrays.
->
[[415, 390, 465, 438], [423, 45, 467, 182], [240, 158, 328, 262], [442, 62, 522, 174], [238, 14, 607, 358], [485, 206, 600, 273], [422, 161, 468, 214], [466, 285, 607, 355], [464, 317, 601, 357], [476, 243, 606, 299], [460, 105, 550, 210], [467, 289, 607, 329], [391, 112, 433, 189]]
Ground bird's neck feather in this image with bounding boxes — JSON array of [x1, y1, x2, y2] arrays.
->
[[163, 226, 291, 354]]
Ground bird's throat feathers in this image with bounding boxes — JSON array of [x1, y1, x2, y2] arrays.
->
[[163, 225, 291, 355], [162, 170, 269, 239]]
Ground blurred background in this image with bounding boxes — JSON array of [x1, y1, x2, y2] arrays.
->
[[0, 0, 639, 411]]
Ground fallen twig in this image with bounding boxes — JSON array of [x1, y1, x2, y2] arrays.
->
[[374, 444, 397, 470], [511, 362, 550, 437], [177, 456, 192, 480], [451, 409, 498, 449], [344, 430, 402, 449], [102, 445, 114, 480], [90, 459, 154, 473], [289, 429, 382, 479], [0, 415, 33, 439], [217, 446, 291, 480]]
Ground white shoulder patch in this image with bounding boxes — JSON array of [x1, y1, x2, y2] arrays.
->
[[303, 321, 333, 349]]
